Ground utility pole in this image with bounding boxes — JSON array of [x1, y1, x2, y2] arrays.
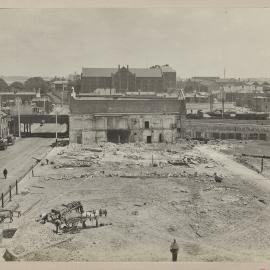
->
[[55, 111, 58, 147], [16, 97, 21, 138], [221, 86, 225, 119], [209, 89, 213, 112], [43, 92, 46, 114], [61, 83, 64, 107], [241, 153, 270, 173]]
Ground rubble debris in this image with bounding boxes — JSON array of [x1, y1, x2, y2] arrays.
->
[[134, 203, 147, 207], [2, 228, 17, 239], [258, 199, 266, 204], [189, 223, 202, 237], [205, 164, 216, 168], [214, 173, 223, 183], [167, 225, 177, 232], [31, 185, 45, 189], [0, 248, 17, 261], [82, 147, 102, 152]]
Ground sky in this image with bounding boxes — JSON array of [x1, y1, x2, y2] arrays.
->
[[1, 8, 270, 78]]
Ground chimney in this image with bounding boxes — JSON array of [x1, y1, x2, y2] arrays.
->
[[127, 65, 129, 70], [118, 65, 120, 70]]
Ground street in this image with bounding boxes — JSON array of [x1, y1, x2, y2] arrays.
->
[[0, 137, 53, 195]]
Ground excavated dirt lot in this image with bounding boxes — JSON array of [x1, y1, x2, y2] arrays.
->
[[2, 141, 270, 262]]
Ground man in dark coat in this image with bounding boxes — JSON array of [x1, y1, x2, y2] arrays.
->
[[170, 239, 179, 262], [3, 168, 7, 179]]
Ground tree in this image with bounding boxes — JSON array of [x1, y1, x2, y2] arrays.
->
[[0, 78, 9, 92], [24, 77, 49, 94], [9, 81, 24, 92]]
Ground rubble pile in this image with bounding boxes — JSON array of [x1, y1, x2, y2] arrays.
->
[[168, 155, 209, 167], [46, 142, 222, 182], [53, 149, 102, 168]]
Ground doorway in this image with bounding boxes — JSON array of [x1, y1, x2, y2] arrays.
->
[[147, 136, 152, 143], [159, 133, 164, 143]]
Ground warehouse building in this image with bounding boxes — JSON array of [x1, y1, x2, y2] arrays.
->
[[69, 91, 185, 144], [80, 65, 176, 93]]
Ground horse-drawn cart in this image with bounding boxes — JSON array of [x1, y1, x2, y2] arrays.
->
[[36, 201, 108, 234]]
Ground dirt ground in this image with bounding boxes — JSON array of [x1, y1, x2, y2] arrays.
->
[[2, 141, 270, 262], [208, 140, 270, 179]]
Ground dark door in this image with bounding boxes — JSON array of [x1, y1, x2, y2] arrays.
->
[[107, 130, 130, 144], [147, 136, 152, 143]]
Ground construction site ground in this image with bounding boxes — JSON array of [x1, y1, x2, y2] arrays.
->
[[2, 140, 270, 262]]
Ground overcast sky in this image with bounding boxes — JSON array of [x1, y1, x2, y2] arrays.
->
[[1, 8, 270, 78]]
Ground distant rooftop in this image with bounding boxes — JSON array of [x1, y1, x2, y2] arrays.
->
[[52, 80, 68, 84], [82, 67, 163, 78], [0, 91, 36, 96], [192, 77, 220, 80]]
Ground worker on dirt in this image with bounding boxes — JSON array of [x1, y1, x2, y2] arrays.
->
[[3, 168, 8, 179], [170, 239, 179, 262], [55, 218, 61, 234], [46, 159, 49, 165]]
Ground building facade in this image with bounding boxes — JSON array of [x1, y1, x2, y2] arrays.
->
[[251, 96, 270, 112], [185, 119, 270, 141], [81, 65, 176, 93], [0, 111, 8, 138], [69, 92, 185, 145]]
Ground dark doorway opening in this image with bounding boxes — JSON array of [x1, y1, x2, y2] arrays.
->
[[77, 135, 82, 144], [145, 121, 150, 129], [159, 133, 164, 143], [213, 133, 220, 139], [259, 134, 266, 140], [236, 133, 242, 140], [195, 132, 201, 139], [107, 129, 130, 144], [147, 136, 152, 143]]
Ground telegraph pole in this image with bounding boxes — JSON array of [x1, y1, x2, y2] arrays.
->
[[55, 111, 58, 147], [221, 86, 225, 119], [16, 96, 21, 138], [61, 83, 64, 107]]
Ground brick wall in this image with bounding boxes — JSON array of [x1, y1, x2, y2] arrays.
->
[[70, 97, 185, 115]]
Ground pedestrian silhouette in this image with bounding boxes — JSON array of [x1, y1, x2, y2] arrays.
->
[[170, 239, 179, 262], [3, 168, 7, 179]]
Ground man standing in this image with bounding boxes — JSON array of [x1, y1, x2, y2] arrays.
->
[[170, 239, 179, 262], [3, 168, 7, 179]]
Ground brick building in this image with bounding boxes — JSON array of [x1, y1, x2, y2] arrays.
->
[[69, 92, 185, 144], [80, 65, 176, 93], [185, 119, 270, 141]]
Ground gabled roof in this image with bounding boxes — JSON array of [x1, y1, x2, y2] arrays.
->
[[82, 68, 116, 77], [82, 67, 162, 78]]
